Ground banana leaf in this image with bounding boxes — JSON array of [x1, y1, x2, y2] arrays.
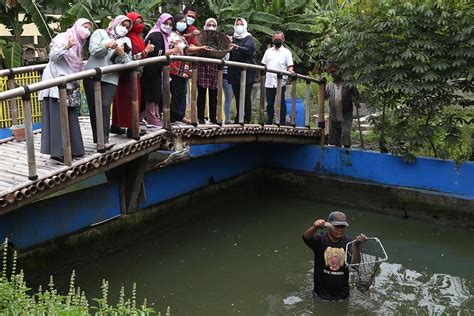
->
[[247, 23, 275, 37], [18, 0, 52, 43], [250, 11, 283, 25], [61, 3, 97, 31], [5, 41, 22, 69], [282, 22, 316, 33]]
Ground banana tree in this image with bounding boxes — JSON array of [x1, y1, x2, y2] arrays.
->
[[0, 0, 52, 68]]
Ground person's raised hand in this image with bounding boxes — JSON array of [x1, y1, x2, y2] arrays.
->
[[66, 36, 76, 49], [355, 234, 368, 244], [115, 44, 124, 56], [192, 29, 200, 37], [313, 219, 326, 229], [145, 42, 155, 54], [106, 40, 118, 49], [229, 44, 239, 50]]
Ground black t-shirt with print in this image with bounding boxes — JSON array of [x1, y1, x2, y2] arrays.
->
[[303, 233, 352, 300]]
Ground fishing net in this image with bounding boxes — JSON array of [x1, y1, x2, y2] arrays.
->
[[196, 30, 232, 59], [345, 237, 388, 292]]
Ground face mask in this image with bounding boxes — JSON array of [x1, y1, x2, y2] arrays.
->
[[176, 22, 187, 32], [186, 16, 195, 26], [235, 25, 244, 35], [132, 23, 144, 34], [205, 26, 216, 31], [77, 26, 91, 40], [115, 25, 128, 37], [161, 24, 172, 34], [273, 39, 283, 48]]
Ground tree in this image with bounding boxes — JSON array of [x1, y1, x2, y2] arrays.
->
[[0, 0, 52, 68], [314, 0, 474, 161]]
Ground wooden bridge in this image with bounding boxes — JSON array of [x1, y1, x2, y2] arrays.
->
[[0, 56, 325, 216]]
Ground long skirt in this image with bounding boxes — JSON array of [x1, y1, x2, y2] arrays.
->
[[40, 97, 85, 158], [112, 72, 141, 129]]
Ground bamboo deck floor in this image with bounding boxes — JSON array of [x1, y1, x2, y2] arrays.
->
[[0, 117, 321, 214]]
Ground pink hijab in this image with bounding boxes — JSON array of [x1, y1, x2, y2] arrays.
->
[[145, 13, 173, 50], [51, 18, 92, 72], [106, 15, 132, 39]]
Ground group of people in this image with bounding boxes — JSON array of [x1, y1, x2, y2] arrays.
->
[[38, 4, 358, 163]]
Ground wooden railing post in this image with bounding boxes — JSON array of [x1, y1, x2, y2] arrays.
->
[[7, 72, 18, 126], [216, 64, 224, 125], [190, 62, 198, 126], [21, 89, 37, 180], [318, 79, 326, 146], [58, 84, 73, 166], [290, 76, 297, 127], [239, 69, 247, 125], [275, 74, 283, 126], [93, 74, 105, 153], [162, 66, 171, 130], [304, 81, 311, 128], [259, 68, 266, 125], [130, 70, 140, 140]]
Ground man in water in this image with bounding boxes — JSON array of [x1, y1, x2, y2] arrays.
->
[[302, 211, 367, 300]]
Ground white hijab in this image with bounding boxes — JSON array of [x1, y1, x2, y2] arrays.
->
[[233, 18, 250, 40]]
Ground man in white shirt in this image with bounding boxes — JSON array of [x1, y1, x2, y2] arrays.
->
[[261, 31, 294, 125]]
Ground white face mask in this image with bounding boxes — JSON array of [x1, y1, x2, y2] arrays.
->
[[235, 25, 244, 35], [176, 22, 187, 32], [205, 26, 216, 31], [161, 24, 172, 34], [186, 16, 195, 26], [115, 25, 128, 37]]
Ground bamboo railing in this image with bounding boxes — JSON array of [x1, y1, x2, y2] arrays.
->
[[0, 55, 326, 181]]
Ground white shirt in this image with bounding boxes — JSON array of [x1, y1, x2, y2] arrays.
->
[[261, 46, 294, 88]]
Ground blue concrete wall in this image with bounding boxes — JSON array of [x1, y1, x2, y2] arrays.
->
[[1, 143, 472, 249], [0, 182, 121, 249], [0, 123, 41, 140], [264, 145, 474, 199]]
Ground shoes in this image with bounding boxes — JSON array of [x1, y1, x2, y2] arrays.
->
[[51, 156, 64, 163], [171, 121, 188, 126], [198, 119, 205, 124], [104, 143, 114, 150], [181, 117, 191, 124], [140, 119, 147, 126], [110, 125, 125, 135], [127, 129, 146, 138], [147, 123, 162, 128]]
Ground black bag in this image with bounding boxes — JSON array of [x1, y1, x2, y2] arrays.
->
[[66, 88, 81, 108]]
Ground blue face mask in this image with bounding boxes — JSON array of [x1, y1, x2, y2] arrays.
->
[[186, 16, 195, 26], [176, 21, 187, 32]]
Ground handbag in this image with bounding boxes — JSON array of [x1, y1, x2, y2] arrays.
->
[[66, 87, 81, 108]]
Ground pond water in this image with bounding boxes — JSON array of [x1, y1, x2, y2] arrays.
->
[[67, 193, 473, 315]]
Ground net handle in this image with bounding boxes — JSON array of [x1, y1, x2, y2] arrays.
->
[[345, 237, 389, 267]]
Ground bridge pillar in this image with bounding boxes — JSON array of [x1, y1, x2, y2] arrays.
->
[[106, 153, 149, 214]]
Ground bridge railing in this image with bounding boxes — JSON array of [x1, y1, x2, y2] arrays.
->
[[0, 55, 326, 180]]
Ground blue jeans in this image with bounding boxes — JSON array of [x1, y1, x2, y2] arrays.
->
[[223, 77, 233, 122]]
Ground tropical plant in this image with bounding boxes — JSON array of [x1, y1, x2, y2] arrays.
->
[[313, 0, 474, 161], [0, 238, 165, 315], [195, 0, 327, 72], [0, 0, 52, 68]]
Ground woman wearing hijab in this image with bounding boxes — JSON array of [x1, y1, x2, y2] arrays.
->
[[228, 18, 256, 124], [39, 18, 93, 163], [141, 13, 181, 128], [84, 15, 133, 150], [196, 18, 219, 125], [111, 12, 155, 138]]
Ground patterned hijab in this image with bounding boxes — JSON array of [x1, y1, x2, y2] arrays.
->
[[106, 15, 132, 39], [145, 13, 173, 50], [51, 18, 92, 72]]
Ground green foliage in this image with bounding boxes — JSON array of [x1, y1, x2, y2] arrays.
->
[[5, 42, 21, 69], [0, 239, 161, 315], [195, 0, 324, 71], [314, 0, 474, 161]]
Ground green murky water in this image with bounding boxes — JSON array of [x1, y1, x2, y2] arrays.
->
[[69, 194, 473, 315]]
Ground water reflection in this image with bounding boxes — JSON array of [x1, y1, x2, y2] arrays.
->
[[283, 262, 473, 315]]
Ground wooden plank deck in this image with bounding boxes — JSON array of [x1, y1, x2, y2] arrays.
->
[[0, 117, 321, 214]]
